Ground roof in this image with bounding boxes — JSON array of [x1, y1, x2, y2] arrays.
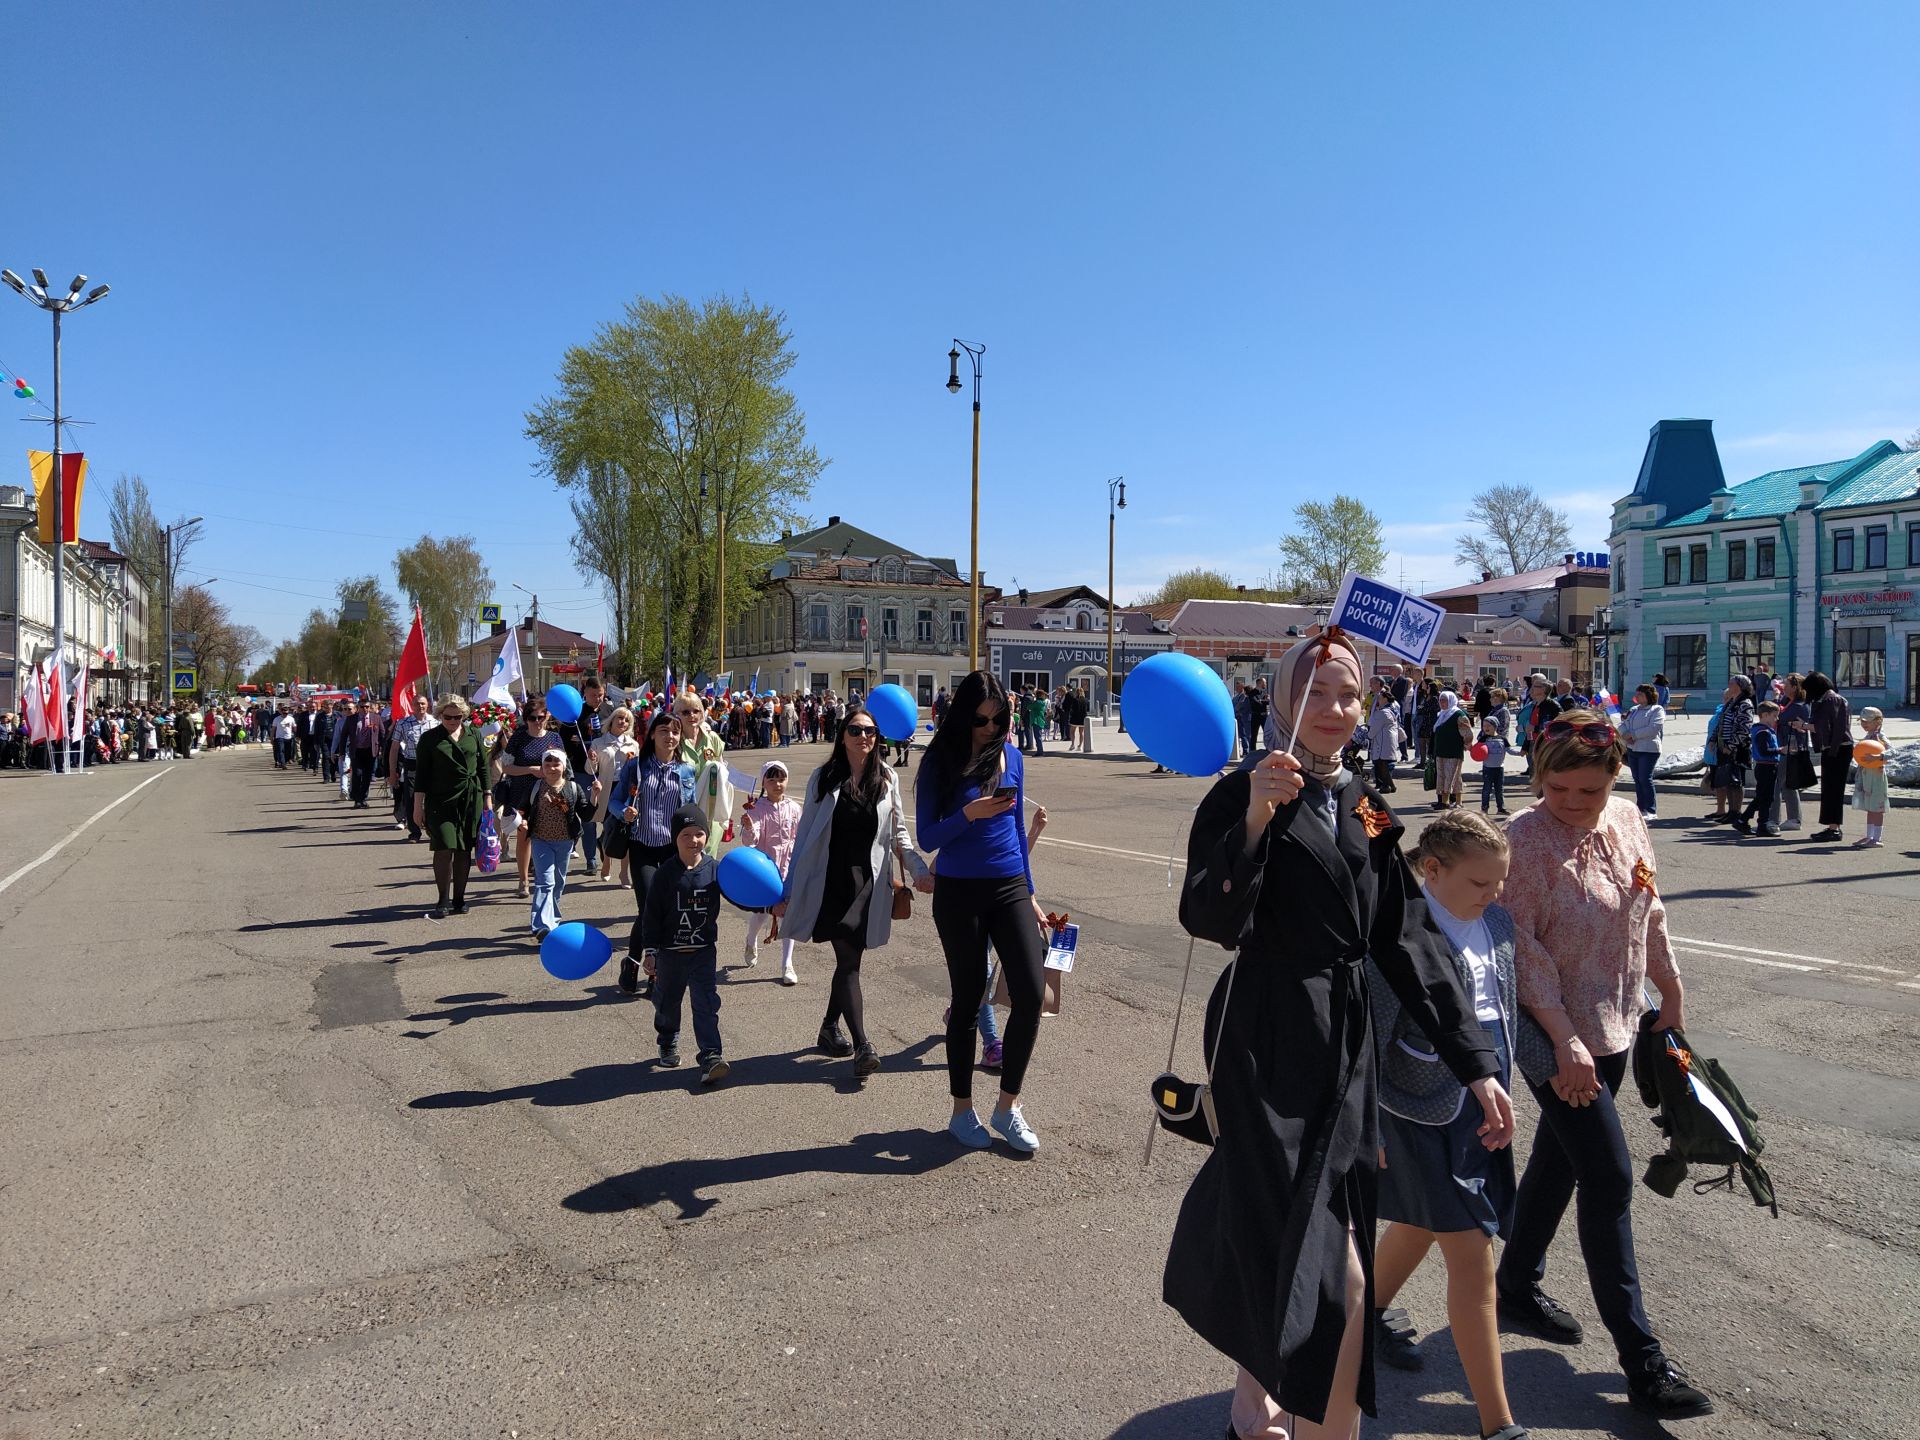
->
[[457, 619, 599, 662], [78, 538, 129, 563], [779, 560, 970, 588], [783, 518, 942, 569], [988, 605, 1158, 634], [1163, 599, 1323, 639], [1659, 440, 1912, 526], [1630, 418, 1728, 515], [1424, 563, 1602, 600], [1016, 584, 1110, 610]]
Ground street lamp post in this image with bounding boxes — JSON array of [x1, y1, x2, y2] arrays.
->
[[511, 583, 540, 697], [701, 467, 725, 680], [946, 340, 984, 674], [3, 267, 110, 775], [162, 517, 204, 719], [1106, 476, 1126, 729]]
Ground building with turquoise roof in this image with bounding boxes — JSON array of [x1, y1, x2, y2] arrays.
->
[[1608, 419, 1920, 711]]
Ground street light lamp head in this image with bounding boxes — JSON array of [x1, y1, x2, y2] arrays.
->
[[84, 284, 110, 303], [30, 268, 49, 290], [1117, 480, 1127, 509], [0, 269, 24, 294], [946, 347, 962, 393], [67, 275, 87, 297]]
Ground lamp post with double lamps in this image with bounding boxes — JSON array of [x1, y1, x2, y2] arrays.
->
[[946, 339, 984, 674], [2, 267, 111, 774], [1106, 476, 1126, 729]]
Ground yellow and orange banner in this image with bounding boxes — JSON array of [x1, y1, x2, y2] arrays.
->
[[27, 450, 88, 544]]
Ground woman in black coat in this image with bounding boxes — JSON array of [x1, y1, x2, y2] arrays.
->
[[1166, 629, 1513, 1440], [1802, 670, 1853, 841]]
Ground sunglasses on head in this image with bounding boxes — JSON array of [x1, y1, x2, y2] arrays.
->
[[1543, 719, 1617, 748], [843, 723, 878, 737]]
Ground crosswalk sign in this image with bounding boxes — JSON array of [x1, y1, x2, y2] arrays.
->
[[479, 603, 502, 625], [172, 668, 197, 694]]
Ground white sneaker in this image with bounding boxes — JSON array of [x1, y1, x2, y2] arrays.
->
[[779, 961, 797, 987], [991, 1105, 1040, 1153], [1781, 821, 1802, 832], [743, 943, 759, 967]]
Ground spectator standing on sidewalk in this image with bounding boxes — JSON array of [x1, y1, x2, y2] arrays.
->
[[1804, 671, 1853, 843]]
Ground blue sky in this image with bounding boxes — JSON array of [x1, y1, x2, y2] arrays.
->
[[4, 2, 1915, 653]]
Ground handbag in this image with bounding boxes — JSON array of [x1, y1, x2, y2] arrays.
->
[[1783, 749, 1816, 793], [475, 809, 502, 874], [603, 813, 630, 860], [891, 851, 914, 921], [1422, 757, 1437, 792]]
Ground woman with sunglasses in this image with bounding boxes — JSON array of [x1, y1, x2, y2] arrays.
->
[[916, 672, 1059, 1154], [775, 703, 932, 1075], [610, 711, 698, 996], [412, 696, 493, 920], [1493, 711, 1712, 1419]]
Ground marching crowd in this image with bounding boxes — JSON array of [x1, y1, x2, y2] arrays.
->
[[0, 700, 253, 769]]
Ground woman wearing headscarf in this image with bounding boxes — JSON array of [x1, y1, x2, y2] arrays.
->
[[1429, 689, 1474, 811], [1167, 628, 1512, 1440]]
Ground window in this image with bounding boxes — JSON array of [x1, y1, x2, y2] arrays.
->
[[1726, 541, 1746, 581], [949, 608, 968, 650], [1833, 531, 1854, 572], [808, 603, 829, 643], [916, 608, 934, 644], [1756, 538, 1776, 578], [810, 672, 830, 694], [916, 673, 935, 707], [1663, 550, 1682, 586], [1687, 545, 1707, 584], [1910, 526, 1920, 567], [1727, 630, 1775, 679], [1865, 525, 1887, 570], [1834, 626, 1886, 691], [881, 607, 900, 643], [1427, 665, 1455, 686], [1008, 669, 1051, 694], [1613, 557, 1624, 594], [846, 602, 866, 640], [1662, 634, 1707, 689]]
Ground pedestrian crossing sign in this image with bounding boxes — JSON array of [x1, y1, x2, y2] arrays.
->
[[172, 668, 197, 694], [479, 603, 502, 625]]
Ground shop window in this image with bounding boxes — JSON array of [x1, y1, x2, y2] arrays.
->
[[1008, 669, 1051, 693], [1727, 630, 1775, 679], [1865, 525, 1887, 570], [1756, 539, 1776, 578], [1833, 531, 1854, 572], [1834, 626, 1886, 691], [1688, 545, 1707, 584], [1909, 525, 1920, 566], [1662, 634, 1707, 689], [1663, 550, 1682, 586], [1726, 541, 1747, 581]]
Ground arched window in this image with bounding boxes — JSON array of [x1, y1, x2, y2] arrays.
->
[[1076, 611, 1092, 630]]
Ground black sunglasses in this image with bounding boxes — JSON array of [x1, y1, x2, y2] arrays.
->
[[972, 710, 1007, 728], [843, 723, 878, 737]]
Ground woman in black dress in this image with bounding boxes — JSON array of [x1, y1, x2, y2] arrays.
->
[[1166, 628, 1513, 1440]]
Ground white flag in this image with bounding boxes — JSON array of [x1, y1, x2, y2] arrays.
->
[[480, 628, 524, 706], [70, 653, 89, 748]]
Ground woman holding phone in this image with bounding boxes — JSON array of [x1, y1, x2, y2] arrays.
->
[[917, 671, 1052, 1154]]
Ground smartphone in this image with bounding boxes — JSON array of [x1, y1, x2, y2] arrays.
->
[[993, 785, 1018, 803]]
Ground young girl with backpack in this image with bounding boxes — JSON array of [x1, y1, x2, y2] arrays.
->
[[1367, 808, 1527, 1440]]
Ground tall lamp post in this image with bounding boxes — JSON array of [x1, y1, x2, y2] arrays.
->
[[1106, 476, 1126, 729], [3, 267, 111, 775], [946, 339, 984, 674], [700, 466, 725, 681]]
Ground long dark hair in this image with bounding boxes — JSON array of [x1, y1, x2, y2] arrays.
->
[[814, 701, 888, 803], [918, 671, 1010, 804], [1801, 671, 1833, 703]]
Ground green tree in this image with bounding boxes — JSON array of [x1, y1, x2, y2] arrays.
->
[[525, 293, 824, 678], [1454, 484, 1573, 576], [296, 609, 338, 683], [331, 577, 402, 688], [394, 534, 493, 693], [1279, 495, 1388, 597], [1137, 567, 1243, 606]]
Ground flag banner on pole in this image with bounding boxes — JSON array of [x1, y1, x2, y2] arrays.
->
[[23, 661, 47, 744], [71, 654, 88, 744], [480, 626, 524, 707], [1329, 571, 1445, 668], [28, 451, 88, 544], [390, 608, 430, 720], [43, 658, 66, 742], [1594, 685, 1623, 722]]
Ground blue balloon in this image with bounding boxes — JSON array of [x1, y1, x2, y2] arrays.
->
[[545, 683, 584, 723], [865, 683, 919, 741], [1120, 652, 1235, 776], [718, 846, 784, 909], [540, 921, 613, 981]]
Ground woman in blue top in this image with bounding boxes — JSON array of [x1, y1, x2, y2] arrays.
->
[[917, 671, 1051, 1154], [609, 711, 697, 996]]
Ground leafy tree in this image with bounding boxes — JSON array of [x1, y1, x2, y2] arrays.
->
[[296, 609, 338, 683], [1279, 495, 1388, 596], [1903, 426, 1920, 453], [331, 576, 402, 688], [169, 586, 262, 689], [1137, 567, 1242, 606], [525, 293, 824, 679], [394, 534, 493, 693], [1455, 484, 1573, 576]]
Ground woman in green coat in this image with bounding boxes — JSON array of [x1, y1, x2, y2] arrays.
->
[[412, 695, 493, 919]]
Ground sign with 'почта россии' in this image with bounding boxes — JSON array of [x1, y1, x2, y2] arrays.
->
[[1330, 573, 1445, 667]]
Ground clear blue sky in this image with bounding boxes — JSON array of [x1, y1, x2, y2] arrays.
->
[[4, 2, 1915, 656]]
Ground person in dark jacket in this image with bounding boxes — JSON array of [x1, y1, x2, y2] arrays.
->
[[1802, 670, 1853, 842], [412, 696, 492, 919], [641, 805, 728, 1085], [1165, 628, 1511, 1440]]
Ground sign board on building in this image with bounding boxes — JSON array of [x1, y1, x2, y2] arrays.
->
[[468, 671, 478, 685], [1330, 572, 1444, 666], [172, 668, 197, 694], [1820, 590, 1914, 609], [479, 603, 502, 625]]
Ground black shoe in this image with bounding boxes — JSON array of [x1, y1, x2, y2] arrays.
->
[[658, 1040, 680, 1068], [426, 906, 449, 921], [1373, 1306, 1424, 1371], [618, 956, 640, 995], [1759, 824, 1780, 837], [701, 1055, 730, 1085], [1809, 827, 1842, 842], [816, 1023, 854, 1058], [1729, 817, 1752, 834], [1481, 1426, 1530, 1440], [532, 927, 551, 943], [1497, 1284, 1584, 1344], [852, 1042, 881, 1076], [636, 978, 654, 999], [1627, 1354, 1713, 1418], [450, 901, 467, 915]]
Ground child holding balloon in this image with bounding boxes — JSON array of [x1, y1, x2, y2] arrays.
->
[[737, 759, 803, 985]]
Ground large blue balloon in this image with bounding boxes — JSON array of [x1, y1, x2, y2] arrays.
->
[[540, 922, 613, 981], [718, 846, 784, 909], [545, 683, 584, 724], [865, 683, 919, 741], [1120, 652, 1235, 776]]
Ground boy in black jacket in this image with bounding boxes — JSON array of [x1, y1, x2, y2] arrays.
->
[[642, 805, 728, 1084]]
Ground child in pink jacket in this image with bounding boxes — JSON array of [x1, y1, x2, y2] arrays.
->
[[736, 759, 803, 984]]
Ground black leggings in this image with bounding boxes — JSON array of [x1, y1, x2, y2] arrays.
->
[[625, 840, 676, 958], [933, 873, 1046, 1100], [822, 936, 870, 1047], [1818, 743, 1851, 826]]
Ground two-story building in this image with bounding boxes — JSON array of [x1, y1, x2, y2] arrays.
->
[[984, 585, 1172, 710], [1609, 418, 1920, 710]]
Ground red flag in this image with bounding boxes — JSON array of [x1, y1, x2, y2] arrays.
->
[[42, 660, 65, 742], [596, 632, 604, 676], [390, 607, 430, 720], [22, 661, 46, 744]]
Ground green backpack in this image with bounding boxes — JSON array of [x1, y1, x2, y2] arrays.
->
[[1631, 1012, 1778, 1216]]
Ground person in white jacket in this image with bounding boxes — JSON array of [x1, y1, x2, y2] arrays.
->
[[1621, 685, 1665, 817], [1367, 682, 1403, 793]]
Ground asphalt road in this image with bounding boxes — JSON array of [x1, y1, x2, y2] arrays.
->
[[1, 742, 1915, 1440]]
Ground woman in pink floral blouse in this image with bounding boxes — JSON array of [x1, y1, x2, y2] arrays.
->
[[1492, 710, 1715, 1421]]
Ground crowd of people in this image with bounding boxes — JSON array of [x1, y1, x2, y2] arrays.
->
[[0, 700, 253, 769]]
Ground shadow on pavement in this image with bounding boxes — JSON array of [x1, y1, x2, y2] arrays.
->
[[406, 985, 628, 1027], [561, 1124, 969, 1220], [1105, 1393, 1228, 1439], [1372, 1342, 1665, 1440]]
